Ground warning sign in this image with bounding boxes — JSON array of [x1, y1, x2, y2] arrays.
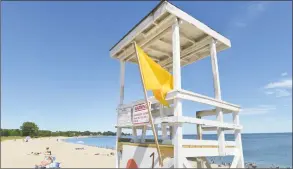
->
[[133, 102, 150, 125], [117, 107, 132, 126]]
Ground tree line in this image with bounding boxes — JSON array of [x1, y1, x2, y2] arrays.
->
[[1, 122, 129, 137]]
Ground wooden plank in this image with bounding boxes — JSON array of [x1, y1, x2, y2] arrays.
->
[[178, 89, 240, 112], [158, 36, 210, 67], [119, 16, 175, 61], [165, 2, 231, 48], [182, 147, 236, 157], [118, 142, 235, 149], [110, 2, 168, 58], [123, 26, 172, 61], [196, 108, 233, 117], [154, 116, 242, 130]]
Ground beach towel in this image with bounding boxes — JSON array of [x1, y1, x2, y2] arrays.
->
[[46, 162, 60, 168]]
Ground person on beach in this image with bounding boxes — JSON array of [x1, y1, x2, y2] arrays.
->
[[45, 147, 51, 155], [35, 156, 53, 168]]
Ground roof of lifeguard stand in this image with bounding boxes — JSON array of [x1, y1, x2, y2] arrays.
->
[[110, 1, 231, 68]]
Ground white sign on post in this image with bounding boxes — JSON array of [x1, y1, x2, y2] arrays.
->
[[132, 102, 150, 125], [118, 107, 132, 126]]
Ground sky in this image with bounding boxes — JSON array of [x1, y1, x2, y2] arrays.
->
[[1, 1, 292, 134]]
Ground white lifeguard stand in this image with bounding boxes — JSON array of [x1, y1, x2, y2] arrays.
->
[[110, 1, 244, 168]]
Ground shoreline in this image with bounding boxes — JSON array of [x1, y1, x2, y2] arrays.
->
[[62, 137, 116, 150]]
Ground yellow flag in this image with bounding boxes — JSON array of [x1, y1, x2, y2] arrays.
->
[[135, 44, 173, 106]]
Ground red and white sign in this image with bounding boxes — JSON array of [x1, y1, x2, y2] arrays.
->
[[132, 102, 150, 125]]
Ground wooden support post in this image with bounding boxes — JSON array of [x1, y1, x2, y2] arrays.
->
[[233, 112, 245, 168], [133, 42, 163, 167], [160, 105, 168, 141], [119, 61, 125, 105], [172, 18, 184, 168], [141, 125, 147, 143], [132, 127, 138, 143], [210, 38, 225, 155], [116, 60, 125, 168], [196, 116, 203, 140]]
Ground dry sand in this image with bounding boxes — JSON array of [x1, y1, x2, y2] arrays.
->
[[1, 137, 115, 168]]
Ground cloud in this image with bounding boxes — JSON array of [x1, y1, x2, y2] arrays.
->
[[265, 91, 274, 95], [275, 89, 291, 97], [263, 78, 292, 98], [226, 2, 270, 35], [240, 105, 276, 115], [264, 79, 292, 89], [247, 2, 267, 13], [281, 72, 288, 76], [234, 22, 247, 28]]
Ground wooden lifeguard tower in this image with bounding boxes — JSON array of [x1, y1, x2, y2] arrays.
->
[[110, 1, 244, 168]]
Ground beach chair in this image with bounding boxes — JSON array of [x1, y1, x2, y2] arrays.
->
[[46, 156, 61, 168], [46, 162, 60, 168]]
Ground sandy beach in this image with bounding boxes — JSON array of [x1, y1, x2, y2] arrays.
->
[[1, 137, 115, 168]]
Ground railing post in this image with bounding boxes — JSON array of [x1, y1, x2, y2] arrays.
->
[[116, 60, 125, 168], [160, 105, 168, 141], [233, 112, 245, 168], [172, 17, 183, 168], [210, 38, 225, 155]]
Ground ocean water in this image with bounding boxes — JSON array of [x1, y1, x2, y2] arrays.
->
[[64, 133, 292, 168]]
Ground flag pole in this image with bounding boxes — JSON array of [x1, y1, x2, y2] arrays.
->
[[132, 42, 163, 167]]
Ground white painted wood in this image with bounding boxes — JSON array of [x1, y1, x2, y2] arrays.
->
[[210, 38, 225, 156], [160, 105, 168, 141], [233, 112, 245, 168], [172, 18, 184, 168], [115, 127, 122, 168], [141, 125, 147, 143], [118, 116, 242, 130], [196, 108, 233, 117], [182, 139, 236, 147], [183, 158, 192, 168], [177, 89, 240, 112], [155, 124, 159, 138], [196, 124, 203, 140], [117, 151, 122, 168], [182, 147, 236, 157], [159, 36, 211, 67], [164, 158, 174, 168], [230, 154, 240, 168], [119, 61, 125, 105], [118, 89, 240, 112], [123, 27, 172, 61], [196, 112, 203, 140], [116, 61, 125, 168], [155, 116, 242, 130], [202, 126, 234, 131], [165, 2, 231, 47], [110, 2, 232, 68], [110, 2, 168, 57], [210, 39, 222, 99], [132, 127, 138, 143]]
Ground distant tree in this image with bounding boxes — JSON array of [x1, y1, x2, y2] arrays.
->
[[84, 131, 91, 136], [102, 131, 116, 136], [1, 129, 9, 136], [20, 122, 39, 137]]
